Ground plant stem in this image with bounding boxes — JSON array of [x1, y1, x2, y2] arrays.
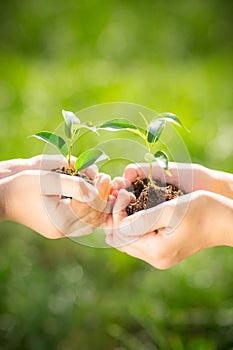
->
[[147, 142, 154, 184], [67, 143, 72, 168], [148, 161, 153, 184], [67, 132, 75, 168]]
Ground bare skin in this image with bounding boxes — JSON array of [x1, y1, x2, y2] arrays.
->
[[105, 163, 233, 269], [0, 155, 112, 239]]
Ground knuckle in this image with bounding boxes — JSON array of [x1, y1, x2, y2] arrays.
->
[[125, 163, 136, 171]]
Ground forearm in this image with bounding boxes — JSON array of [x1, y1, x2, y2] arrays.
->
[[190, 165, 233, 199], [206, 192, 233, 247], [209, 169, 233, 200]]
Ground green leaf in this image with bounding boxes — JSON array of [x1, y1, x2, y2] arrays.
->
[[73, 123, 97, 134], [32, 131, 68, 157], [157, 112, 183, 127], [99, 118, 138, 130], [147, 119, 166, 143], [75, 149, 108, 172], [154, 150, 170, 174], [64, 120, 72, 138], [99, 118, 146, 137], [62, 110, 80, 125], [62, 110, 80, 138]]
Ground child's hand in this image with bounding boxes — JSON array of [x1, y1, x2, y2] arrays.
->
[[2, 169, 112, 239], [104, 188, 233, 269]]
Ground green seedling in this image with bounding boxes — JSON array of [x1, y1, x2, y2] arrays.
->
[[33, 110, 107, 175], [99, 112, 184, 183]]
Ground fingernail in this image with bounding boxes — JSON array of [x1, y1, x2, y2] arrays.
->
[[110, 189, 119, 198], [112, 177, 129, 189], [61, 198, 71, 205]]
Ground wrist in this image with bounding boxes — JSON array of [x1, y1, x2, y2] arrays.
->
[[193, 164, 217, 192], [209, 169, 233, 200], [0, 176, 13, 221], [204, 192, 233, 247]]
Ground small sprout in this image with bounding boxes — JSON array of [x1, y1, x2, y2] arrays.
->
[[74, 149, 108, 172], [32, 110, 107, 174], [99, 112, 185, 183]]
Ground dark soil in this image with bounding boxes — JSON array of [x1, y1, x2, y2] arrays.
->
[[52, 167, 93, 184], [126, 177, 184, 216]]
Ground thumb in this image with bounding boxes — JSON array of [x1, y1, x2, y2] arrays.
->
[[123, 163, 148, 183], [41, 172, 97, 202], [94, 173, 111, 201], [120, 201, 169, 237]]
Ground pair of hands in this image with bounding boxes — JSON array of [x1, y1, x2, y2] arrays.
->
[[1, 155, 232, 269]]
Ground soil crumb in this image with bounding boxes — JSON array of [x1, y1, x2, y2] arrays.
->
[[126, 177, 184, 215], [52, 167, 93, 184]]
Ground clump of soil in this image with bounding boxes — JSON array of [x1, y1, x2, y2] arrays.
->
[[126, 177, 184, 216], [52, 167, 93, 184]]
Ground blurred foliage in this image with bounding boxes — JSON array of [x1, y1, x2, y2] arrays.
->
[[0, 0, 233, 349]]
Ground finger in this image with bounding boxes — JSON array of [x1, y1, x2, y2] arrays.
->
[[111, 177, 129, 190], [94, 173, 111, 201], [42, 195, 75, 238], [63, 175, 113, 229], [58, 197, 102, 236], [124, 162, 184, 186], [69, 190, 114, 228], [119, 201, 171, 237], [41, 171, 98, 202], [105, 195, 115, 215], [112, 189, 131, 228], [124, 162, 166, 181], [80, 164, 98, 179], [117, 231, 163, 266], [103, 215, 113, 236], [30, 155, 69, 171], [76, 173, 111, 213], [123, 163, 146, 183], [74, 201, 110, 227]]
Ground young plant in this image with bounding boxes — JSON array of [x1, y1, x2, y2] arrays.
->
[[33, 110, 107, 174], [99, 112, 184, 183]]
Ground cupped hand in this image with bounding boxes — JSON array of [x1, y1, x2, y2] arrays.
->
[[105, 188, 232, 269], [3, 169, 111, 239], [111, 162, 219, 196]]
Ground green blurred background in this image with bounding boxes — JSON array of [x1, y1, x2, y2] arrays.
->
[[0, 0, 233, 349]]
